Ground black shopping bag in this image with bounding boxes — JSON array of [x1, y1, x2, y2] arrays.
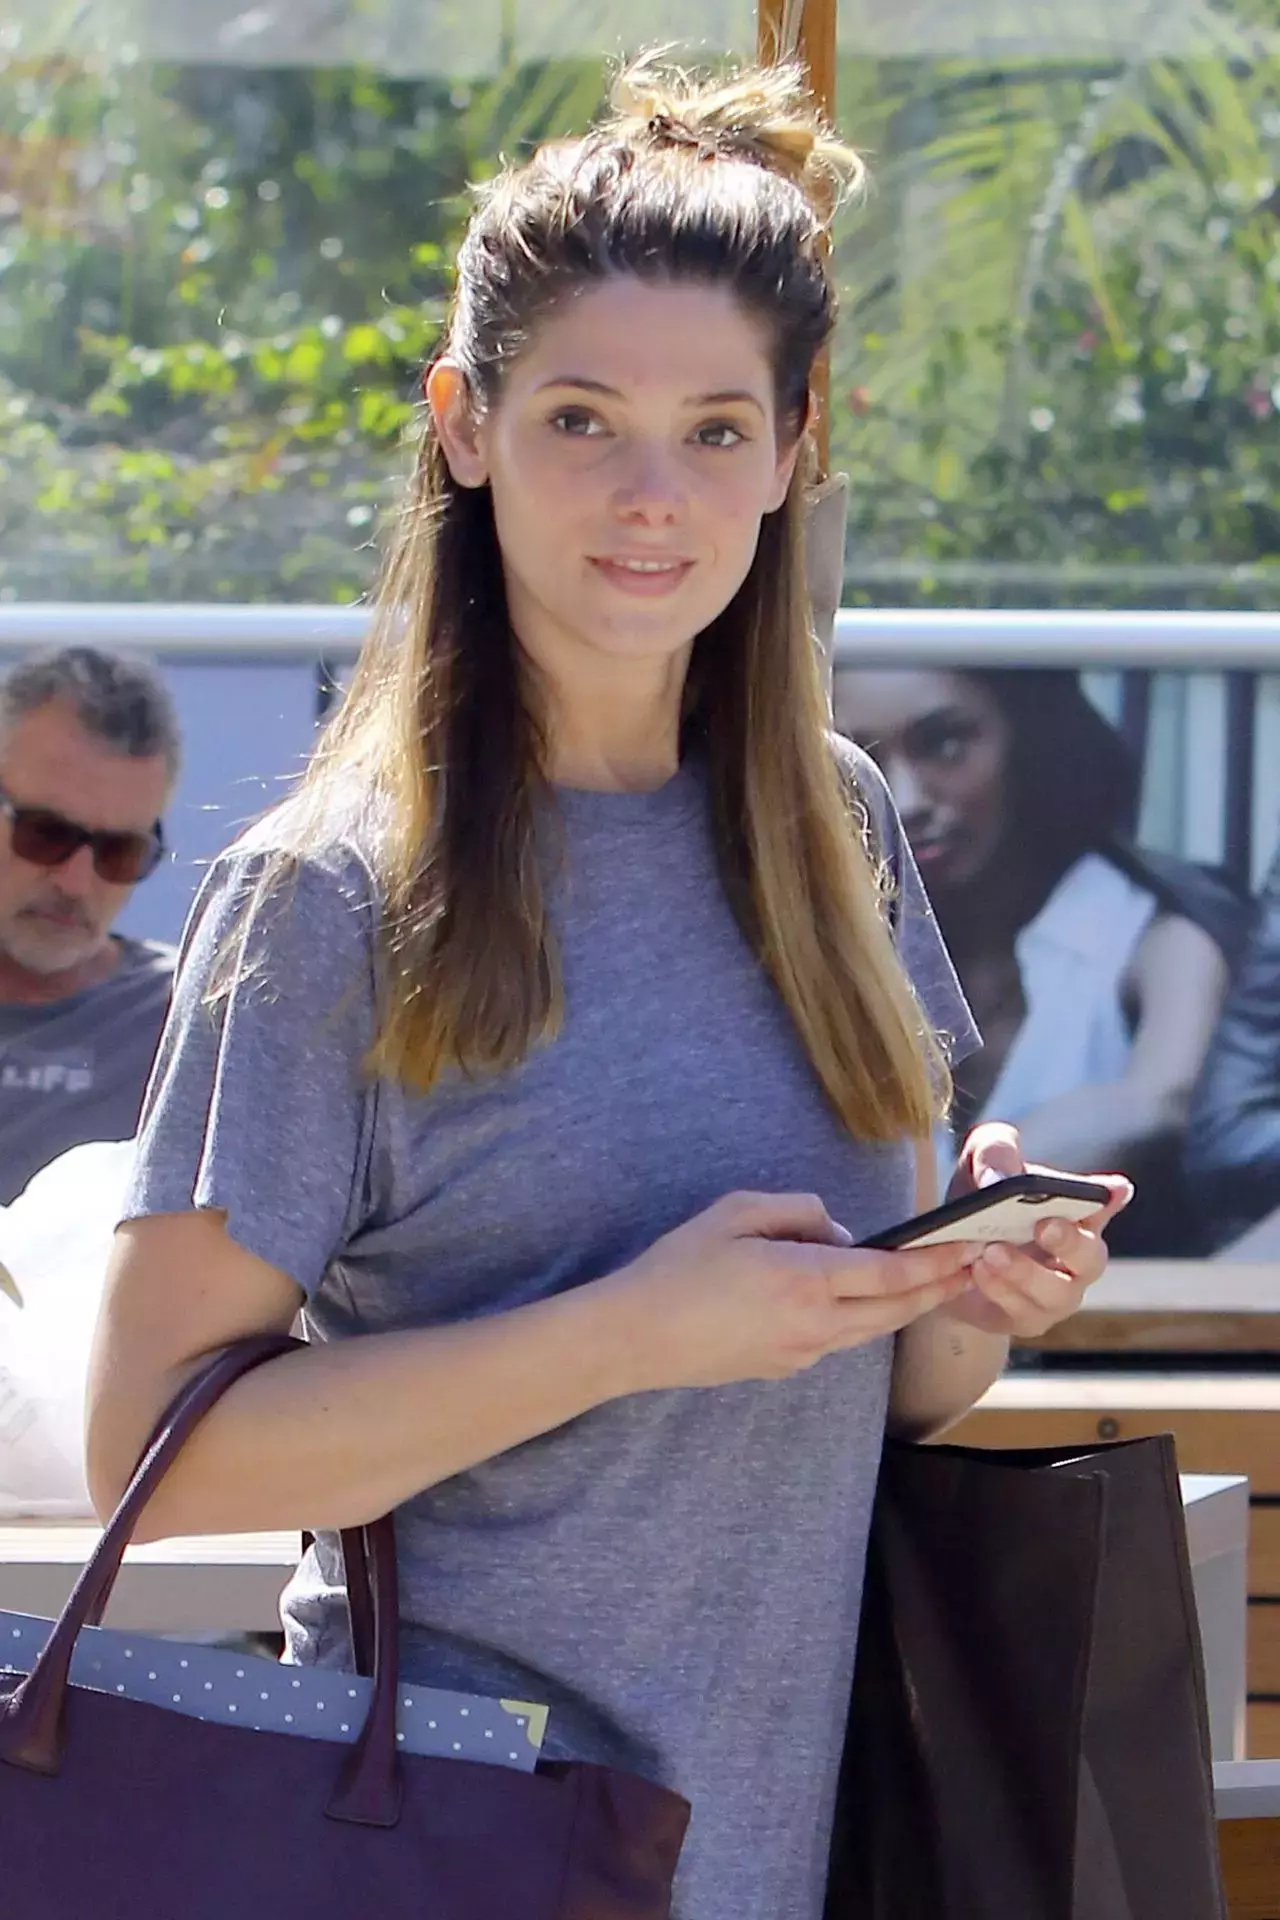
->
[[825, 1434, 1227, 1920]]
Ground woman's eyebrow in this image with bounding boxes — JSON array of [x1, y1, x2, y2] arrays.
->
[[693, 389, 766, 415], [535, 376, 765, 416], [907, 707, 971, 738]]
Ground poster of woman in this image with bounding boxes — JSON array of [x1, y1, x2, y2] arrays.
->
[[834, 665, 1260, 1258]]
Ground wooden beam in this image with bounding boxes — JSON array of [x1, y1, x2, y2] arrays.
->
[[1023, 1311, 1280, 1355], [1218, 1818, 1280, 1917], [757, 0, 837, 122], [757, 0, 840, 474]]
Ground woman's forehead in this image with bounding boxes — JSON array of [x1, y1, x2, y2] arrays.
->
[[511, 278, 775, 399], [839, 669, 982, 733]]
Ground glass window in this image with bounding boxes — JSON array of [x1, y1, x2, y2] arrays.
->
[[0, 5, 753, 603], [831, 2, 1280, 610], [12, 5, 1272, 612]]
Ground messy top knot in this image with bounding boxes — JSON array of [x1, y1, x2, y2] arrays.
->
[[609, 55, 865, 225]]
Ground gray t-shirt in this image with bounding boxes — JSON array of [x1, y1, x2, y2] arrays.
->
[[124, 744, 977, 1920], [0, 936, 175, 1205]]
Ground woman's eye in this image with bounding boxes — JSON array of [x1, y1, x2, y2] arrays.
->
[[694, 421, 746, 448], [931, 730, 973, 766], [550, 408, 605, 437], [913, 714, 978, 767]]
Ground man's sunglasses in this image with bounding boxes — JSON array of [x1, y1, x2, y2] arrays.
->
[[0, 787, 165, 885]]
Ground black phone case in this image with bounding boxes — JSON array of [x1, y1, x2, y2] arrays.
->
[[859, 1173, 1111, 1251]]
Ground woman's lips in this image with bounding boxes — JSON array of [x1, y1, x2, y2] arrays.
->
[[909, 837, 950, 869], [589, 557, 694, 597]]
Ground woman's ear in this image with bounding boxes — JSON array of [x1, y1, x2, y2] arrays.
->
[[765, 391, 812, 512], [766, 433, 805, 514], [426, 359, 489, 488]]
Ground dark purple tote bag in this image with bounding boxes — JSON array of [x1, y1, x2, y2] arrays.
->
[[0, 1335, 689, 1920]]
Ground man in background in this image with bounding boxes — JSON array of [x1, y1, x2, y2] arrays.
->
[[0, 646, 179, 1205]]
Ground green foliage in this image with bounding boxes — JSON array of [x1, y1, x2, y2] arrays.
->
[[830, 25, 1280, 607], [0, 44, 603, 599], [0, 19, 1276, 607]]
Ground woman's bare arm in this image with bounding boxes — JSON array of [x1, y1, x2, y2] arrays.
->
[[85, 1210, 650, 1542], [1012, 912, 1228, 1170], [87, 1194, 972, 1542]]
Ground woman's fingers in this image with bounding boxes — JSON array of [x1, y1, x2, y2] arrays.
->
[[941, 1209, 1115, 1337], [813, 1242, 976, 1349], [818, 1239, 976, 1300], [1020, 1162, 1135, 1231], [964, 1240, 1089, 1335], [952, 1121, 1025, 1194], [715, 1189, 854, 1246], [1084, 1172, 1135, 1230], [827, 1270, 972, 1346], [1033, 1215, 1108, 1283]]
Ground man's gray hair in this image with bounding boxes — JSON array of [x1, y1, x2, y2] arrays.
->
[[0, 646, 181, 783]]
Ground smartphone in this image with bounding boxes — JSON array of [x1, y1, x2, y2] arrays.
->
[[859, 1173, 1111, 1252]]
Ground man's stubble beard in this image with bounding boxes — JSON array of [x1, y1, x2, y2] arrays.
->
[[0, 904, 105, 979]]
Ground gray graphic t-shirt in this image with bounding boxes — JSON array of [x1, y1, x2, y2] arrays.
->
[[124, 744, 978, 1920], [0, 937, 175, 1204]]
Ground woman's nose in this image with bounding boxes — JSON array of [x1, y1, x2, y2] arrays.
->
[[611, 444, 687, 525], [884, 753, 929, 827]]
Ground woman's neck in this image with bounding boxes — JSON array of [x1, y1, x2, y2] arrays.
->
[[933, 849, 1054, 967], [533, 651, 689, 794]]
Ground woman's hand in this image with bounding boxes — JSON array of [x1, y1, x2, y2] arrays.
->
[[607, 1189, 977, 1391], [940, 1122, 1133, 1338]]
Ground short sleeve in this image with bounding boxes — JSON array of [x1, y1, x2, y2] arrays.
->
[[120, 831, 380, 1296], [833, 735, 982, 1068]]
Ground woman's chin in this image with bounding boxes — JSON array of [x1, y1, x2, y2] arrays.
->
[[911, 841, 960, 887], [578, 611, 705, 665], [915, 849, 981, 900]]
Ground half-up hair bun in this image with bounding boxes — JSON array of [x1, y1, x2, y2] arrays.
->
[[609, 53, 865, 225]]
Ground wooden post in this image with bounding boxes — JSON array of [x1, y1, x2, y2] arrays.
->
[[757, 0, 839, 474]]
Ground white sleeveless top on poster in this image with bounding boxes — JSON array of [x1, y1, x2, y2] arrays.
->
[[938, 852, 1158, 1178]]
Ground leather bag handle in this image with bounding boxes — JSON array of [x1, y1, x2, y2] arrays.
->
[[0, 1333, 403, 1827], [77, 1346, 378, 1673]]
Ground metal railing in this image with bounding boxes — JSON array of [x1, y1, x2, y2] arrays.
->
[[1, 602, 1277, 896], [1, 602, 1279, 666]]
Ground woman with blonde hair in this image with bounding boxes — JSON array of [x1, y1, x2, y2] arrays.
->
[[85, 56, 1128, 1920]]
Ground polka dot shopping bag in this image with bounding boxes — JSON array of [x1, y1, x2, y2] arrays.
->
[[0, 1334, 689, 1919]]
